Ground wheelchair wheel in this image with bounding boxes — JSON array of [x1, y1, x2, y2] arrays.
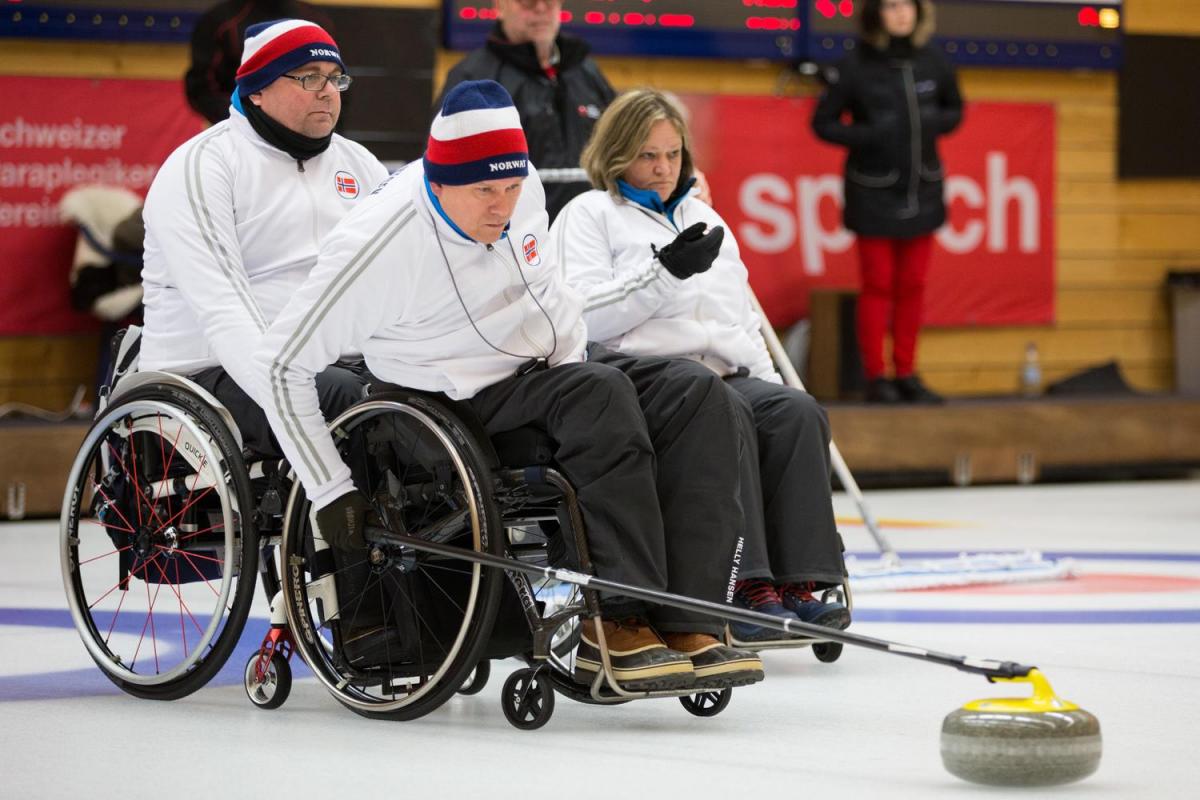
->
[[281, 393, 505, 721], [244, 651, 291, 710], [61, 385, 257, 700], [813, 642, 843, 663], [680, 689, 731, 718], [501, 668, 555, 730]]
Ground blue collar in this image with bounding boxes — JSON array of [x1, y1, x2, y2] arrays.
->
[[617, 177, 695, 228], [231, 90, 245, 116], [423, 176, 508, 243]]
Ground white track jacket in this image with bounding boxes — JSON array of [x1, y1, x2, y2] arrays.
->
[[549, 189, 780, 383], [257, 163, 587, 508], [140, 111, 388, 395]]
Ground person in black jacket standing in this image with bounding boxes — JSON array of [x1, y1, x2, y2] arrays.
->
[[812, 0, 962, 404], [438, 0, 616, 221]]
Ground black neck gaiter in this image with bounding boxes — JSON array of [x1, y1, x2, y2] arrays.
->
[[242, 98, 333, 162]]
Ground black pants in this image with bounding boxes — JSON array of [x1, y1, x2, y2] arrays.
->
[[190, 365, 368, 459], [724, 376, 846, 588], [468, 347, 745, 635]]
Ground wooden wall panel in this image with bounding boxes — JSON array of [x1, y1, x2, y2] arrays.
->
[[0, 336, 100, 409], [1125, 0, 1200, 36]]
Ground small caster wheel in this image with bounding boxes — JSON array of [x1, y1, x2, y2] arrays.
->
[[813, 642, 843, 663], [459, 660, 491, 695], [244, 652, 291, 710], [680, 688, 731, 717], [501, 668, 555, 730]]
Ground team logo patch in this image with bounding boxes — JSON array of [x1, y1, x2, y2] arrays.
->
[[522, 233, 541, 266], [334, 171, 359, 199]]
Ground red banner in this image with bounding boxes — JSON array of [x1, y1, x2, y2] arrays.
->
[[681, 95, 1055, 328], [1, 77, 203, 335]]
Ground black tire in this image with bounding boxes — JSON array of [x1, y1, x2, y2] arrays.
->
[[459, 660, 491, 695], [501, 668, 555, 730], [281, 392, 505, 721], [61, 384, 258, 701], [245, 651, 292, 710], [813, 642, 844, 663], [680, 689, 732, 717]]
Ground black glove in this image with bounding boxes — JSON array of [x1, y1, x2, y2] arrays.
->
[[314, 491, 373, 552], [654, 223, 725, 280]]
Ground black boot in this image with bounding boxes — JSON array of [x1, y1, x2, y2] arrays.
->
[[894, 374, 944, 404], [865, 377, 902, 403]]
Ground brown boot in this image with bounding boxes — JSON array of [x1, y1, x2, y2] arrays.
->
[[575, 618, 695, 691], [661, 632, 765, 689]]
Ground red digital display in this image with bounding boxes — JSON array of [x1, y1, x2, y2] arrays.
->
[[450, 1, 801, 34]]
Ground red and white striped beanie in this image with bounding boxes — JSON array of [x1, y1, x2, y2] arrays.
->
[[235, 19, 344, 96], [424, 80, 529, 186]]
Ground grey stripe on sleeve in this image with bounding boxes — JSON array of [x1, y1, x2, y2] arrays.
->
[[556, 200, 668, 313], [183, 128, 268, 332], [583, 260, 668, 312], [270, 203, 416, 484]]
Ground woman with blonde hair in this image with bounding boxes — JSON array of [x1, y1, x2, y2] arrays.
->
[[549, 89, 849, 641]]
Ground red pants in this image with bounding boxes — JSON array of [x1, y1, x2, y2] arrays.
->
[[856, 234, 933, 380]]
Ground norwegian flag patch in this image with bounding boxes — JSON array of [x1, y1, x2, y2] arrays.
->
[[522, 233, 541, 266], [334, 171, 359, 199]]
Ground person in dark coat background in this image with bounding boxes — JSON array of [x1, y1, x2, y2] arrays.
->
[[437, 0, 616, 222], [185, 0, 333, 125], [812, 0, 962, 404]]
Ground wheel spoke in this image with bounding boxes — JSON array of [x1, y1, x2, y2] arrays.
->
[[92, 482, 137, 537], [78, 544, 131, 567], [87, 550, 163, 610], [156, 414, 183, 522]]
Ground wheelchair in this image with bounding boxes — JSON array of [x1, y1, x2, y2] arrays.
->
[[61, 331, 851, 726], [60, 329, 290, 700]]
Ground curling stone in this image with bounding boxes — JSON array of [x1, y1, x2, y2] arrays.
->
[[941, 669, 1101, 786]]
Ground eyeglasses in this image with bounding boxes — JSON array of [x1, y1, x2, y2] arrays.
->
[[281, 73, 353, 92]]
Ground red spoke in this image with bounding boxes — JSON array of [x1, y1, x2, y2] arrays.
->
[[175, 560, 187, 658], [87, 551, 163, 610], [78, 545, 131, 567], [144, 551, 210, 638], [104, 585, 128, 644], [130, 580, 152, 670], [92, 482, 136, 537], [83, 516, 134, 535], [174, 549, 223, 598], [156, 415, 180, 522], [105, 439, 165, 531], [147, 578, 162, 673], [153, 485, 215, 536], [126, 428, 146, 528], [144, 551, 208, 637], [161, 453, 211, 535], [157, 546, 223, 565], [172, 523, 225, 544]]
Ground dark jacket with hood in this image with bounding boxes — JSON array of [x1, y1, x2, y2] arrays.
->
[[439, 23, 616, 222], [812, 1, 963, 238]]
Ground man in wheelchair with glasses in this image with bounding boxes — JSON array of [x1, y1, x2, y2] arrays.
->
[[141, 18, 386, 445], [138, 19, 388, 659], [257, 80, 765, 693]]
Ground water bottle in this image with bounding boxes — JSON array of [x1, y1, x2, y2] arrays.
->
[[1021, 342, 1042, 396]]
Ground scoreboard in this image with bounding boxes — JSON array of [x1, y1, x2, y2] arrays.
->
[[445, 1, 809, 60], [444, 0, 1123, 68], [2, 1, 1124, 68]]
